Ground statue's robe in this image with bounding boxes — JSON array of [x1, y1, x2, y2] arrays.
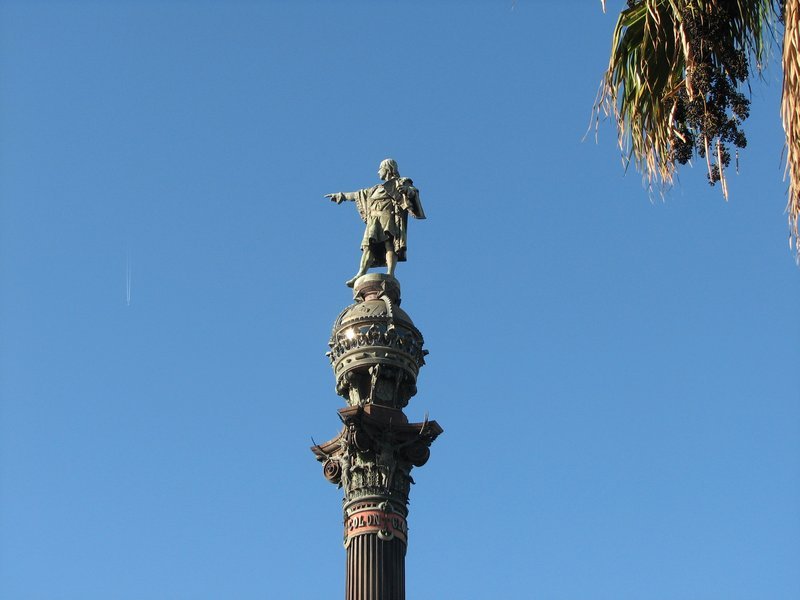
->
[[347, 177, 425, 265]]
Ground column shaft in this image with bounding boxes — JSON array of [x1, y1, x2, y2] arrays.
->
[[346, 535, 406, 600]]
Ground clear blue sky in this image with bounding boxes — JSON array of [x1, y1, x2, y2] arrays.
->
[[1, 1, 798, 598]]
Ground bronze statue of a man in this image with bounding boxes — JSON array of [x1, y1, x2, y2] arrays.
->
[[326, 159, 426, 287]]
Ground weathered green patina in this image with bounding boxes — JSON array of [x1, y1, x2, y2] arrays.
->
[[326, 159, 425, 287]]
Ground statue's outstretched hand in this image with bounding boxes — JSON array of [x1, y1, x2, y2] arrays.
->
[[325, 193, 345, 204]]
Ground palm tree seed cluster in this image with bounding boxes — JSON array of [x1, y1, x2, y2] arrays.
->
[[669, 8, 752, 185]]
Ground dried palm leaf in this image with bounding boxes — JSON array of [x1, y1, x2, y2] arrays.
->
[[782, 0, 800, 255]]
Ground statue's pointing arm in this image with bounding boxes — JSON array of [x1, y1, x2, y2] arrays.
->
[[324, 192, 346, 204], [325, 189, 369, 204]]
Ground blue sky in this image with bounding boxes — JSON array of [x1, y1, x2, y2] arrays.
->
[[1, 1, 798, 598]]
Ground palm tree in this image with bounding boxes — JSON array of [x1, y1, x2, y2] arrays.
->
[[597, 0, 799, 257]]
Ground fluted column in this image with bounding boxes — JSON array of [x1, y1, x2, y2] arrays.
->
[[312, 275, 441, 600], [345, 498, 407, 600]]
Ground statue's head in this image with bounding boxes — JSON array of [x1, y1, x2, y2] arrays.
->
[[378, 158, 399, 180]]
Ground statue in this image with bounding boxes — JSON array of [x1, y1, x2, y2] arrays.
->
[[326, 159, 426, 287]]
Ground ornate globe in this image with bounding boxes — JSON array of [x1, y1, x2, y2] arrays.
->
[[326, 275, 427, 409]]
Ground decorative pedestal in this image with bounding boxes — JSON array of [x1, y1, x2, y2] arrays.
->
[[312, 274, 442, 600]]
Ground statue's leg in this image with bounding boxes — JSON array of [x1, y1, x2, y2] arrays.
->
[[385, 240, 397, 277], [346, 249, 373, 287]]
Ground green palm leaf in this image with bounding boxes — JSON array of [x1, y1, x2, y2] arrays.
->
[[598, 0, 800, 255]]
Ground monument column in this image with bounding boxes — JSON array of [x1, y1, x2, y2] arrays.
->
[[312, 275, 441, 600], [314, 160, 441, 600]]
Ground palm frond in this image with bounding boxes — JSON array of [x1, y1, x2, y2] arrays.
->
[[597, 0, 774, 197], [782, 0, 800, 255], [597, 1, 684, 193]]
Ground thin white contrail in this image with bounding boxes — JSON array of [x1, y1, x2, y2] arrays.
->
[[126, 248, 132, 306]]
